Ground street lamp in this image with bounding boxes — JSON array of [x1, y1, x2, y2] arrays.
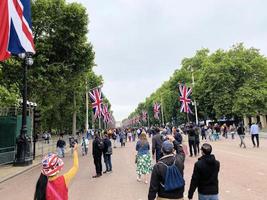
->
[[14, 52, 34, 166]]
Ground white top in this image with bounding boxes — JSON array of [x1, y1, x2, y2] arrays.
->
[[250, 124, 259, 135]]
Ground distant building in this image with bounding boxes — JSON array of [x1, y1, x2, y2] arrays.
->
[[116, 121, 122, 128]]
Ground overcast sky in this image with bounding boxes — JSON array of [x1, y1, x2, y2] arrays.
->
[[69, 0, 267, 121]]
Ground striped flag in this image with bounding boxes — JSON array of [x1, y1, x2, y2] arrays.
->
[[0, 0, 35, 61]]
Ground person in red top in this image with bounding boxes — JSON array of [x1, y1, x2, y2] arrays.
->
[[34, 143, 79, 200]]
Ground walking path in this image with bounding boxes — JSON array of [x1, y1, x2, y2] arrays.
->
[[0, 137, 266, 200]]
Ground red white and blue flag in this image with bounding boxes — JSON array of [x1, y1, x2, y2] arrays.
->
[[153, 102, 160, 119], [179, 84, 192, 113], [89, 88, 103, 119], [0, 0, 35, 61], [142, 111, 147, 122], [102, 104, 110, 123]]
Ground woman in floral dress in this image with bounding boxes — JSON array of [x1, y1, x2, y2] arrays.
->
[[136, 132, 152, 184]]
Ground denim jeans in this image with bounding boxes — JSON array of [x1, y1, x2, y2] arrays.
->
[[199, 193, 219, 200], [104, 154, 112, 171]]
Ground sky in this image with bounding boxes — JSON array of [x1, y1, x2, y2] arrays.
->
[[68, 0, 267, 121]]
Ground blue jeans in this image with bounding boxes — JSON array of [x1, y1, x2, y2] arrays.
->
[[199, 193, 219, 200], [104, 154, 112, 171]]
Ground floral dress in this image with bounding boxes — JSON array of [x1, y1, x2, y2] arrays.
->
[[136, 141, 152, 175]]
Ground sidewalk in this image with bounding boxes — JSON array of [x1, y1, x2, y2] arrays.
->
[[0, 157, 42, 183]]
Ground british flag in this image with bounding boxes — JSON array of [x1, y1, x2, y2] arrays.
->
[[0, 0, 35, 61], [142, 111, 147, 122], [179, 84, 192, 113], [153, 102, 160, 119], [89, 88, 103, 119], [102, 104, 110, 123]]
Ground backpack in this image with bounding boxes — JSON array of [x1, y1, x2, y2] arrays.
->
[[98, 140, 104, 150], [158, 157, 185, 192]]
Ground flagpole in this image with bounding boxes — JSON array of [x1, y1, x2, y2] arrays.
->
[[190, 66, 199, 125], [85, 79, 89, 132], [161, 96, 165, 126]]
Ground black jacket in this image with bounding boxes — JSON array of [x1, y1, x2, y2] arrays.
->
[[188, 154, 220, 199], [103, 137, 111, 154], [148, 140, 185, 200], [92, 137, 103, 157]]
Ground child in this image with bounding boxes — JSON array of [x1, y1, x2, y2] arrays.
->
[[34, 144, 79, 200]]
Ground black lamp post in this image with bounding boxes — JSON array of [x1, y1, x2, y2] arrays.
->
[[14, 52, 34, 166]]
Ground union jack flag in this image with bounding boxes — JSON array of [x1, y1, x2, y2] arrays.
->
[[89, 88, 103, 119], [153, 102, 160, 119], [0, 0, 35, 61], [142, 111, 147, 122], [179, 84, 192, 113], [102, 104, 110, 123]]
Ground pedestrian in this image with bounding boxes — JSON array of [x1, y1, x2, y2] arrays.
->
[[237, 123, 246, 148], [148, 135, 185, 200], [188, 124, 197, 157], [229, 124, 236, 139], [92, 133, 104, 178], [103, 133, 113, 173], [120, 130, 126, 147], [152, 127, 164, 162], [135, 132, 152, 184], [56, 136, 66, 158], [201, 126, 207, 140], [195, 127, 200, 155], [188, 143, 220, 200], [172, 126, 182, 144], [81, 136, 89, 156], [34, 143, 79, 200], [128, 129, 132, 142], [250, 122, 260, 147]]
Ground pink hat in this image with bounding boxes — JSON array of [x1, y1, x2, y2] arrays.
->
[[41, 153, 64, 176]]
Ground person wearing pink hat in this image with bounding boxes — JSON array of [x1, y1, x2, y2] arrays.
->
[[34, 143, 79, 200]]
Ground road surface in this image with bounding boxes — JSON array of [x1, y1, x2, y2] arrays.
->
[[0, 136, 266, 200]]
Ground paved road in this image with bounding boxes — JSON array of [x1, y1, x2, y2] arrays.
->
[[0, 137, 266, 200]]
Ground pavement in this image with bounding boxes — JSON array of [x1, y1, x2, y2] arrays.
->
[[0, 136, 267, 200]]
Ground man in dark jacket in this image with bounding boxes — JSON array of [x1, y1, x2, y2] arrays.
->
[[148, 135, 185, 200], [188, 143, 220, 200], [103, 133, 112, 173], [92, 133, 103, 178], [187, 124, 197, 157], [152, 127, 164, 162]]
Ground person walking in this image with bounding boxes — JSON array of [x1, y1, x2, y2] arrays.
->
[[56, 136, 66, 158], [250, 122, 260, 147], [103, 133, 112, 173], [172, 126, 182, 144], [188, 143, 220, 200], [148, 135, 185, 200], [188, 124, 197, 157], [136, 132, 152, 184], [92, 133, 104, 178], [81, 136, 89, 156], [34, 143, 79, 200], [237, 123, 246, 148], [152, 127, 164, 162]]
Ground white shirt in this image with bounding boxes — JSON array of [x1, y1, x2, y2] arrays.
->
[[250, 124, 259, 135]]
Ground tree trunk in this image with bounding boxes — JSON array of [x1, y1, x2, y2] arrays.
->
[[72, 92, 77, 136]]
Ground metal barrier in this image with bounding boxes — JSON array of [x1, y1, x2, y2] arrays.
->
[[0, 147, 15, 165], [34, 139, 57, 158]]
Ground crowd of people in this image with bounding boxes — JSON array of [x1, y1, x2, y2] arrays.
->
[[34, 120, 263, 200]]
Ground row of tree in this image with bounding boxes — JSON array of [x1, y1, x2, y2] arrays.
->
[[0, 0, 112, 133], [124, 44, 267, 126]]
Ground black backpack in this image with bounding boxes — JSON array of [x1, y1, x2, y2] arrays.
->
[[158, 157, 185, 191], [98, 139, 104, 150]]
